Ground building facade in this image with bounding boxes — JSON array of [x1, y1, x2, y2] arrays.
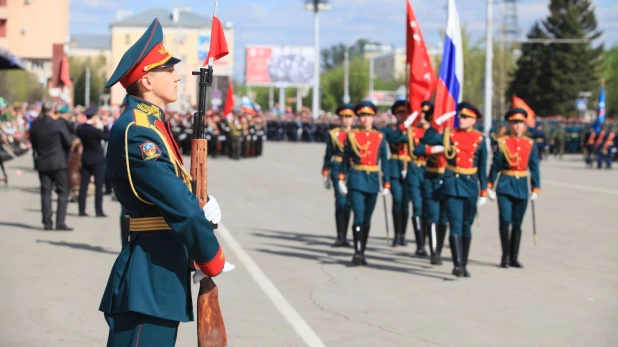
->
[[109, 8, 234, 109], [0, 0, 70, 82]]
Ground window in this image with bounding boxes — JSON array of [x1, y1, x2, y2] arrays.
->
[[0, 20, 6, 38]]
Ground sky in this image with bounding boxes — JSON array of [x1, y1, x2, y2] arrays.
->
[[71, 0, 618, 80]]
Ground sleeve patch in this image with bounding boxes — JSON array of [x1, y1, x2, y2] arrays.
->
[[139, 141, 161, 161]]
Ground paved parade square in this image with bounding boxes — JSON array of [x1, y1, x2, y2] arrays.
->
[[1, 142, 617, 347]]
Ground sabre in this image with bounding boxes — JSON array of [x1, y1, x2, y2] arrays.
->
[[531, 200, 537, 245], [382, 193, 390, 245]]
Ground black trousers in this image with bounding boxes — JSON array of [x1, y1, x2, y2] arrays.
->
[[39, 169, 69, 228], [0, 153, 6, 183], [79, 164, 105, 215]]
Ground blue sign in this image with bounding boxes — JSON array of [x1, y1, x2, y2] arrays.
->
[[198, 35, 211, 61], [576, 98, 587, 111]]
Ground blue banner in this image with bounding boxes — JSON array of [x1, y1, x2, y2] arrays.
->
[[593, 86, 605, 133]]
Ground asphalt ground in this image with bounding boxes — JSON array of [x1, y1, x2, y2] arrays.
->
[[0, 142, 616, 347]]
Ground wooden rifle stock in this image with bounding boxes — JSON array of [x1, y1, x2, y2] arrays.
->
[[191, 66, 227, 347]]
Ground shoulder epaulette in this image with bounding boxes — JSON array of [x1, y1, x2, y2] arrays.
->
[[133, 109, 150, 128]]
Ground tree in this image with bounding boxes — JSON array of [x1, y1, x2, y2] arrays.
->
[[320, 38, 379, 71], [602, 47, 618, 117], [509, 0, 603, 116], [69, 55, 108, 106], [0, 70, 47, 103]]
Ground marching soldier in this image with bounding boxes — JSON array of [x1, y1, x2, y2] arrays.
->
[[99, 19, 232, 346], [322, 104, 355, 247], [439, 102, 488, 277], [598, 123, 615, 169], [338, 101, 391, 265], [380, 100, 412, 247], [582, 126, 596, 167], [532, 124, 547, 161], [410, 111, 449, 266], [487, 108, 540, 269]]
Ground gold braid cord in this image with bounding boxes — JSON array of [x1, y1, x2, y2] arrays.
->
[[407, 127, 418, 160], [443, 128, 457, 160], [348, 131, 369, 158], [329, 128, 344, 153], [498, 136, 520, 166]]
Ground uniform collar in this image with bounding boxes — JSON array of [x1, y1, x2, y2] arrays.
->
[[125, 95, 164, 121]]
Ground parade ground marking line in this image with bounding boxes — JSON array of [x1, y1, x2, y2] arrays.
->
[[543, 179, 618, 196], [217, 222, 327, 347]]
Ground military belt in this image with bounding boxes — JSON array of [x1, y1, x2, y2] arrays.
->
[[426, 167, 446, 174], [413, 159, 426, 167], [447, 165, 478, 175], [535, 139, 544, 142], [352, 163, 379, 172], [391, 154, 411, 161], [331, 155, 343, 163], [501, 170, 528, 178], [129, 216, 171, 232]]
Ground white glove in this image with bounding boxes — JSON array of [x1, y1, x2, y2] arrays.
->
[[382, 188, 391, 196], [193, 261, 236, 284], [338, 180, 348, 195], [430, 145, 445, 154], [323, 176, 331, 190], [487, 189, 497, 201], [403, 111, 418, 128], [203, 195, 221, 224], [401, 170, 407, 180], [530, 192, 539, 201], [477, 196, 487, 207]]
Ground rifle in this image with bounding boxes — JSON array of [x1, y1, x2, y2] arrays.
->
[[191, 64, 227, 347]]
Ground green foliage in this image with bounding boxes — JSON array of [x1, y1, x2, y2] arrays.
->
[[508, 0, 604, 116], [0, 70, 48, 103], [69, 56, 108, 106], [320, 38, 380, 71], [603, 47, 618, 116]]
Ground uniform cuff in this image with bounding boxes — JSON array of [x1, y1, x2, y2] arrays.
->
[[338, 173, 346, 181], [383, 182, 391, 189], [532, 187, 540, 194], [480, 190, 487, 197], [425, 146, 433, 156], [322, 169, 329, 176], [197, 246, 226, 277]]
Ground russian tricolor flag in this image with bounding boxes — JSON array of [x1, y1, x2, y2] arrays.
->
[[433, 0, 463, 132]]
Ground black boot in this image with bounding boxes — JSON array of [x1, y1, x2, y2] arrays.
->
[[412, 216, 428, 256], [342, 209, 352, 247], [499, 226, 510, 268], [427, 223, 441, 265], [332, 208, 346, 247], [391, 210, 402, 247], [351, 224, 363, 266], [449, 235, 463, 277], [462, 235, 471, 277], [361, 225, 370, 265], [510, 227, 524, 268], [399, 212, 409, 246], [435, 223, 448, 265]]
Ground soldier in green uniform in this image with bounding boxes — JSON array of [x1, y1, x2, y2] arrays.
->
[[487, 108, 540, 268], [380, 100, 412, 247], [99, 19, 233, 346], [550, 122, 566, 160], [322, 104, 355, 247], [338, 101, 391, 266], [439, 102, 488, 277]]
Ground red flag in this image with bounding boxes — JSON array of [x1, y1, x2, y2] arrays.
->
[[203, 1, 229, 66], [406, 0, 436, 115], [60, 55, 72, 87], [512, 95, 536, 127], [223, 80, 234, 116]]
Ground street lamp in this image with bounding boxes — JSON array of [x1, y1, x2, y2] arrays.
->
[[305, 0, 331, 119]]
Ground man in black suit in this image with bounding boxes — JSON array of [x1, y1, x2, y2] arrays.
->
[[76, 105, 109, 217], [29, 102, 73, 231]]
